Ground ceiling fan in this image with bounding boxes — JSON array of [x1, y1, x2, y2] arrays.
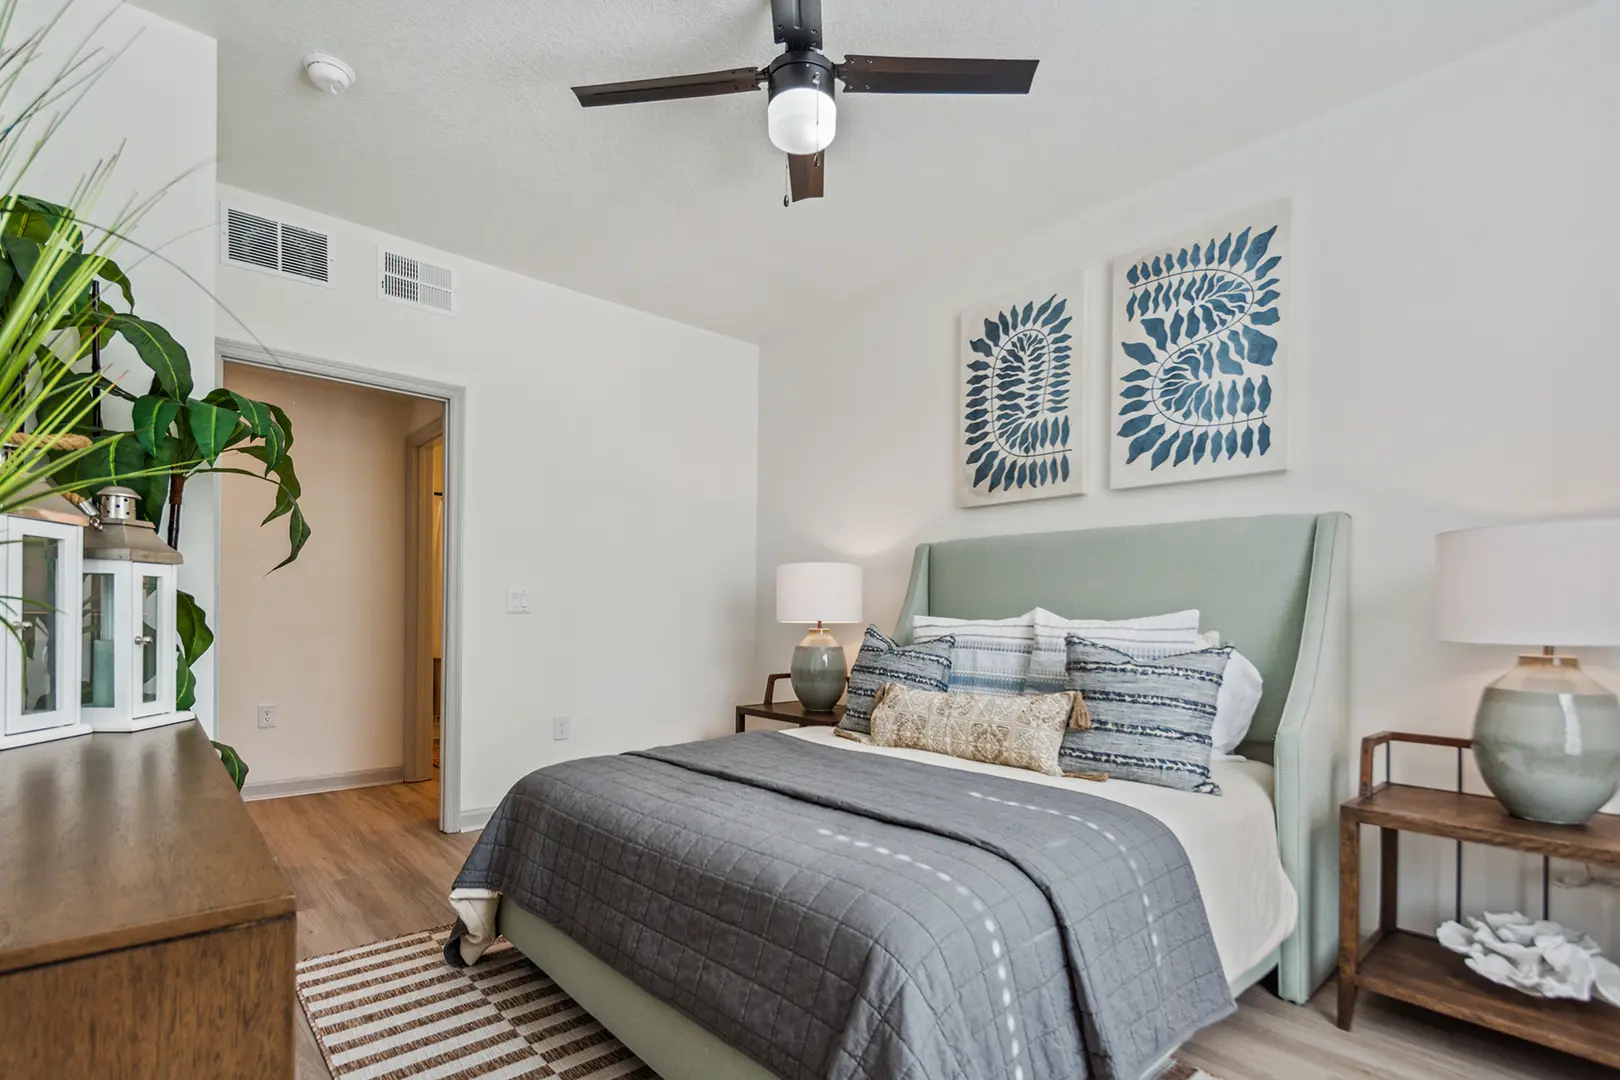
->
[[570, 0, 1039, 204]]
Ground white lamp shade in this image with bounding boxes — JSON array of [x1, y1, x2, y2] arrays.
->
[[1436, 519, 1620, 646], [776, 562, 862, 625]]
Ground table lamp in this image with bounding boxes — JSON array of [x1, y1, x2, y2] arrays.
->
[[1436, 519, 1620, 824], [776, 562, 863, 712]]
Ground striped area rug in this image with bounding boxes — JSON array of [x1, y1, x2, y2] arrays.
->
[[297, 926, 651, 1079], [297, 925, 1218, 1080]]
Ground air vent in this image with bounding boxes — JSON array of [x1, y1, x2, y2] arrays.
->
[[221, 205, 333, 286], [224, 208, 277, 271], [279, 224, 329, 282], [378, 248, 456, 315]]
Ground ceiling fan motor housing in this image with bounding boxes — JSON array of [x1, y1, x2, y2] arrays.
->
[[766, 50, 837, 156]]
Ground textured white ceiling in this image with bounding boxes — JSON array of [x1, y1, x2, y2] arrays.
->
[[134, 0, 1584, 342]]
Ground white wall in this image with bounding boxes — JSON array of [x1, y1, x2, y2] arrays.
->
[[13, 0, 219, 728], [220, 363, 434, 788], [212, 184, 759, 823], [755, 4, 1620, 946]]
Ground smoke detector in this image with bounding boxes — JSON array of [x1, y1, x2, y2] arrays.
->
[[302, 53, 355, 94]]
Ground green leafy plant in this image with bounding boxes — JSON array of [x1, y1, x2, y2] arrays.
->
[[3, 198, 311, 790], [2, 196, 311, 555], [0, 6, 190, 564], [22, 210, 312, 724], [0, 0, 311, 789], [0, 133, 172, 512]]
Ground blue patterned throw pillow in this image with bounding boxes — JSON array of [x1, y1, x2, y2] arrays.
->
[[837, 626, 955, 739], [1061, 636, 1231, 794], [911, 613, 1035, 697]]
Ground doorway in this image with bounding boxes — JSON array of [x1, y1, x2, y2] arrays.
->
[[216, 341, 464, 832]]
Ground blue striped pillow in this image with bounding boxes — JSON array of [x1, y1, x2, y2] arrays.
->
[[837, 626, 955, 739], [911, 614, 1035, 697], [1024, 607, 1203, 694], [1061, 636, 1231, 795]]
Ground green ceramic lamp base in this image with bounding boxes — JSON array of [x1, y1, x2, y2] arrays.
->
[[789, 625, 846, 713], [1472, 655, 1620, 826]]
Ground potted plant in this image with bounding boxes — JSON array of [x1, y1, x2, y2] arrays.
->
[[0, 0, 310, 786]]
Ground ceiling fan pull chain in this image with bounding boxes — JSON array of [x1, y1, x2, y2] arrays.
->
[[805, 75, 823, 183]]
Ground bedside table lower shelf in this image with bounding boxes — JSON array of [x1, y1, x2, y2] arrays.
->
[[1339, 733, 1620, 1071], [1354, 931, 1620, 1068]]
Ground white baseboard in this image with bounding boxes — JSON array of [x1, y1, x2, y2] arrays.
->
[[241, 767, 406, 801], [458, 805, 496, 832]]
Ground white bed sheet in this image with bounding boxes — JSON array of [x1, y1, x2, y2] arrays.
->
[[783, 726, 1298, 984]]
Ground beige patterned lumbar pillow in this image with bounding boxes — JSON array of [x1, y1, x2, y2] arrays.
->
[[868, 683, 1088, 776]]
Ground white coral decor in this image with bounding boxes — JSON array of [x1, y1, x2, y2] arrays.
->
[[1437, 912, 1620, 1005]]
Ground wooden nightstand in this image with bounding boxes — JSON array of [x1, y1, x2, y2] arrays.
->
[[735, 674, 844, 733], [1338, 731, 1620, 1069]]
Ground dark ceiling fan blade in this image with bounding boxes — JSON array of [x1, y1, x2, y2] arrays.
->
[[771, 0, 823, 51], [788, 152, 825, 203], [572, 67, 763, 108], [837, 56, 1038, 95]]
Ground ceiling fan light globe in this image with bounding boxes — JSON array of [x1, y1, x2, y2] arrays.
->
[[767, 85, 836, 155]]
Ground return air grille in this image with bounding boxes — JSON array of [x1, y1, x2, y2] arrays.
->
[[221, 206, 332, 285], [279, 225, 330, 282], [378, 248, 456, 315]]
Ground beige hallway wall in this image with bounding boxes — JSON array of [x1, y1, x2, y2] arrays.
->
[[220, 362, 443, 788]]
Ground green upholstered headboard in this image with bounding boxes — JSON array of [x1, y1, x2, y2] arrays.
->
[[894, 513, 1324, 749], [892, 511, 1352, 1003]]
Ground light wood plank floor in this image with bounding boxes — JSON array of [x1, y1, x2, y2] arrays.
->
[[248, 777, 476, 1079], [252, 781, 1608, 1080]]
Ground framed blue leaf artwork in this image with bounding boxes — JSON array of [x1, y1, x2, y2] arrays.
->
[[1109, 202, 1290, 490], [957, 281, 1086, 507]]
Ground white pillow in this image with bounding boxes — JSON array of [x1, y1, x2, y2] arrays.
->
[[1210, 647, 1264, 757], [1025, 607, 1203, 694], [911, 612, 1036, 697]]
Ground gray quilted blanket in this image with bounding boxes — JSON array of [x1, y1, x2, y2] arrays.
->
[[447, 732, 1232, 1080]]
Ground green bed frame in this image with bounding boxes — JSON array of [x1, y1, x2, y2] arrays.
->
[[499, 512, 1352, 1077]]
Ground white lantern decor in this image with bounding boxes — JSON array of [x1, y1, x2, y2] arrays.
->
[[81, 486, 191, 732], [1, 479, 89, 751]]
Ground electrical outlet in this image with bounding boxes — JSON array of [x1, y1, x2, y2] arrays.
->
[[507, 588, 532, 614], [552, 714, 570, 741], [257, 704, 276, 729]]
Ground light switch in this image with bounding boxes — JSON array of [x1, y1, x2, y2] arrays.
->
[[506, 588, 531, 614]]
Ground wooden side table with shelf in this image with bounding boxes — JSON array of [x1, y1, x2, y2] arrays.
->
[[735, 673, 845, 733], [1338, 731, 1620, 1069]]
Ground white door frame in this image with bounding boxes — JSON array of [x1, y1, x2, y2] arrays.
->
[[403, 417, 444, 784], [216, 338, 468, 834]]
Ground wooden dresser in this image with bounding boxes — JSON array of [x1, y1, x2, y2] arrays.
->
[[0, 721, 296, 1079]]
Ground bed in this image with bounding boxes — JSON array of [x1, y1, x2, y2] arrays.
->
[[451, 512, 1350, 1080]]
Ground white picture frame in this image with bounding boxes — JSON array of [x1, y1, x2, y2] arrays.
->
[[957, 278, 1087, 507], [1108, 201, 1291, 489]]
